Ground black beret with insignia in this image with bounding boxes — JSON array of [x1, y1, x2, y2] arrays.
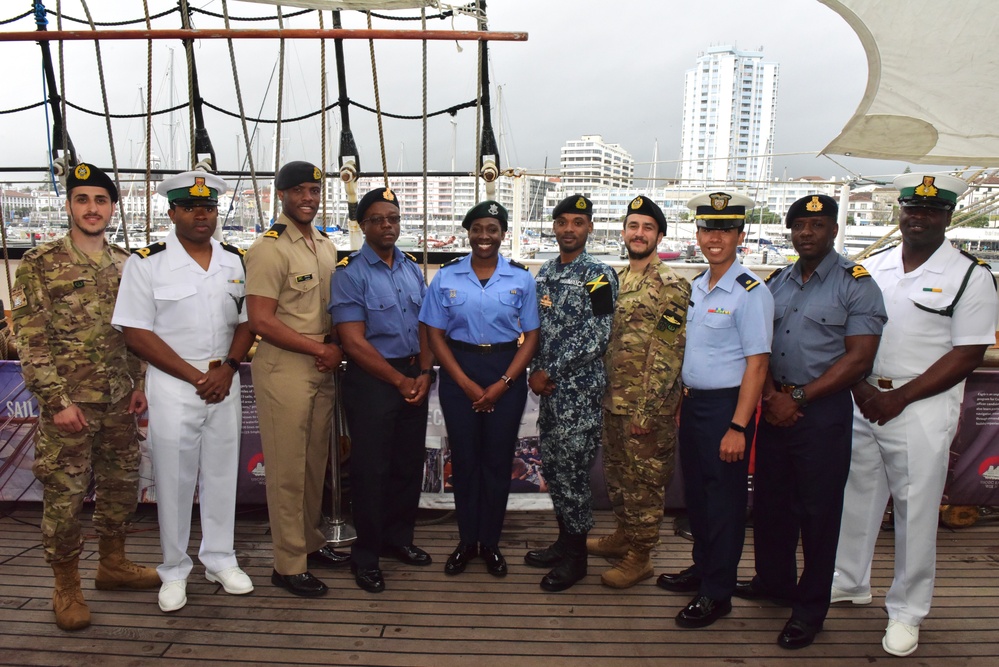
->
[[785, 194, 838, 228], [275, 161, 323, 190], [553, 194, 592, 220], [356, 187, 400, 224], [67, 162, 118, 203], [461, 200, 508, 231], [625, 195, 667, 235]]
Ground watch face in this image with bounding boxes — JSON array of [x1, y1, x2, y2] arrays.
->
[[791, 387, 806, 403]]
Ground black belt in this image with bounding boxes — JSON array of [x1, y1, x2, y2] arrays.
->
[[682, 385, 741, 398], [446, 337, 519, 354], [386, 355, 418, 368]]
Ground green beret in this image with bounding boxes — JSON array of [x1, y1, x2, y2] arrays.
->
[[66, 162, 118, 203], [462, 200, 508, 231]]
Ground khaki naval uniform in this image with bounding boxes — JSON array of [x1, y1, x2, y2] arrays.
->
[[245, 214, 338, 575]]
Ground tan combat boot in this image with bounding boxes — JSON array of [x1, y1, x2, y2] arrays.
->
[[600, 548, 654, 589], [586, 526, 629, 558], [94, 535, 161, 590], [51, 558, 91, 630]]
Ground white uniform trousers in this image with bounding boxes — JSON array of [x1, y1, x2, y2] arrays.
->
[[835, 386, 961, 626], [147, 362, 241, 582]]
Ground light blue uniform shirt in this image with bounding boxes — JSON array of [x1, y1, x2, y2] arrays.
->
[[419, 254, 540, 344], [328, 243, 426, 359], [681, 261, 774, 390]]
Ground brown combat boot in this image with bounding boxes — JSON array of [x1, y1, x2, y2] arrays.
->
[[51, 558, 91, 630], [586, 526, 629, 558], [94, 535, 160, 590], [600, 548, 654, 589]]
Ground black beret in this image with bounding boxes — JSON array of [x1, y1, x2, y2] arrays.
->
[[66, 162, 118, 203], [785, 194, 838, 228], [356, 187, 400, 223], [625, 195, 667, 235], [462, 200, 508, 231], [552, 194, 592, 220], [275, 161, 323, 190]]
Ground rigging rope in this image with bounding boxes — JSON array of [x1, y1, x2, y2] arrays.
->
[[421, 8, 429, 273], [273, 5, 286, 223], [366, 12, 390, 188], [45, 6, 177, 27], [319, 10, 329, 229], [56, 0, 70, 166], [473, 0, 482, 205], [143, 0, 153, 243], [181, 0, 197, 169]]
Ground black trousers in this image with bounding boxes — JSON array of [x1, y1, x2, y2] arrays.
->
[[752, 388, 853, 627], [342, 358, 429, 570]]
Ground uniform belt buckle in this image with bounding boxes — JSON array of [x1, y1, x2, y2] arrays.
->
[[779, 383, 797, 394], [682, 386, 691, 398], [208, 359, 222, 370], [877, 378, 894, 389]]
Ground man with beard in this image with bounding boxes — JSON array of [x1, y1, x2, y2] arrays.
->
[[245, 161, 349, 598], [588, 195, 690, 590], [833, 174, 998, 657], [736, 194, 886, 650], [524, 194, 618, 591], [11, 163, 159, 631], [113, 171, 255, 612], [330, 187, 434, 593]]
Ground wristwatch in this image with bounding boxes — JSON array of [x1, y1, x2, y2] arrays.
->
[[501, 374, 514, 387], [420, 368, 438, 383], [790, 386, 808, 407], [224, 357, 241, 372]]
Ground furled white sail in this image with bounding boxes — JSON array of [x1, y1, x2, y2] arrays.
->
[[820, 0, 999, 166], [237, 0, 433, 11]]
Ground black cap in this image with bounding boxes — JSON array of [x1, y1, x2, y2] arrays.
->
[[553, 194, 592, 220], [625, 195, 667, 234], [356, 187, 400, 223], [462, 200, 508, 231], [66, 162, 118, 203], [275, 161, 323, 190], [785, 194, 838, 228]]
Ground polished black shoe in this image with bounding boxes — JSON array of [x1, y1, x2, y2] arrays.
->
[[734, 579, 792, 605], [656, 566, 701, 592], [307, 545, 352, 568], [778, 618, 821, 650], [444, 542, 478, 575], [351, 564, 385, 593], [480, 545, 508, 577], [271, 570, 328, 597], [675, 594, 732, 628], [524, 538, 566, 568], [540, 534, 587, 592], [382, 544, 432, 566]]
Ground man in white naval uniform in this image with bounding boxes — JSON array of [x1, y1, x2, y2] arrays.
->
[[833, 173, 999, 657], [113, 171, 255, 612]]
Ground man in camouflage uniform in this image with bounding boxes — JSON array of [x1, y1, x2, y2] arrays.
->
[[525, 194, 618, 591], [590, 195, 690, 589], [11, 163, 160, 632]]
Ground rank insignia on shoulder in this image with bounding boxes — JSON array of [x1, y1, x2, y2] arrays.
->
[[509, 259, 528, 271], [337, 253, 358, 268], [540, 294, 553, 308], [850, 265, 871, 280], [736, 273, 760, 292], [10, 285, 27, 310], [221, 243, 246, 257], [263, 223, 287, 239], [317, 228, 330, 239], [764, 266, 785, 283], [134, 242, 166, 258], [404, 252, 418, 263], [441, 256, 463, 268]]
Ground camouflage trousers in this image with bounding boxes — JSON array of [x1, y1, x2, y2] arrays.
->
[[601, 411, 677, 552], [32, 395, 141, 563], [539, 426, 601, 534]]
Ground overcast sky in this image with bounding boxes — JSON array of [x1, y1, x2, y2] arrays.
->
[[0, 0, 944, 188]]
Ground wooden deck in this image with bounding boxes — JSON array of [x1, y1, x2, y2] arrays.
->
[[1, 504, 998, 666]]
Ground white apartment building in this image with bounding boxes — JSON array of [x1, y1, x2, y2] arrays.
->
[[559, 135, 635, 190], [679, 46, 779, 187]]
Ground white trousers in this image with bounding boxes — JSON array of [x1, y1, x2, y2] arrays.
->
[[834, 387, 961, 626], [147, 363, 241, 582]]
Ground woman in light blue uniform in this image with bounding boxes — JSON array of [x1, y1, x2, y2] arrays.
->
[[419, 201, 540, 577]]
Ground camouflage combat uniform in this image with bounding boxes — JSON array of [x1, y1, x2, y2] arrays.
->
[[602, 256, 690, 551], [11, 235, 144, 563], [534, 253, 618, 533]]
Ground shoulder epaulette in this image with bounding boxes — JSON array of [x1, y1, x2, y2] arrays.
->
[[764, 266, 785, 283], [403, 251, 418, 263], [866, 244, 894, 258], [317, 228, 330, 239], [736, 272, 761, 291], [509, 259, 528, 271], [263, 223, 286, 239], [960, 248, 996, 288], [221, 242, 246, 258], [846, 263, 871, 280], [440, 256, 463, 269], [693, 269, 707, 280], [133, 242, 167, 259], [336, 252, 359, 269]]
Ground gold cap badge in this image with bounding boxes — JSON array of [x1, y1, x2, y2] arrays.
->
[[313, 167, 322, 181], [74, 164, 91, 180], [575, 197, 587, 210], [710, 193, 731, 211], [805, 196, 823, 212], [383, 188, 395, 201], [915, 175, 938, 197], [188, 176, 210, 198], [631, 196, 644, 210]]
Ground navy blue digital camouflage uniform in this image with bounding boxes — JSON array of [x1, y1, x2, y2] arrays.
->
[[534, 253, 618, 533]]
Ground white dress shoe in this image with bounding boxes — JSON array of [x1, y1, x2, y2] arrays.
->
[[158, 579, 187, 612], [830, 586, 873, 605], [206, 566, 254, 595], [883, 619, 919, 657]]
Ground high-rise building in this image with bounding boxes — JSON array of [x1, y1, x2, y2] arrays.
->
[[559, 135, 634, 191], [678, 46, 779, 187]]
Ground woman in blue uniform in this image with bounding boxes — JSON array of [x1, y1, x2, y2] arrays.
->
[[419, 201, 540, 576]]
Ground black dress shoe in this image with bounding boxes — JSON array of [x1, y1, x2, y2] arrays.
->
[[656, 566, 701, 592], [307, 545, 352, 568], [271, 570, 328, 597], [445, 542, 478, 575], [479, 545, 508, 577], [734, 579, 792, 605], [382, 544, 432, 566], [778, 618, 821, 649], [351, 564, 385, 593], [675, 594, 732, 628]]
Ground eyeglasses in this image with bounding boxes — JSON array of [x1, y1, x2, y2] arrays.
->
[[362, 214, 401, 226]]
